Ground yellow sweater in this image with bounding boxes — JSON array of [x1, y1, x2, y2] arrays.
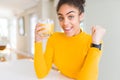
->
[[34, 32, 102, 80]]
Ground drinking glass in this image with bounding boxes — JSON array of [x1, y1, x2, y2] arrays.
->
[[38, 19, 54, 37]]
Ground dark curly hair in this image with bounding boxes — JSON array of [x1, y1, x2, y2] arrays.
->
[[56, 0, 85, 13]]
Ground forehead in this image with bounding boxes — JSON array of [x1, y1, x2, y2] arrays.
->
[[58, 4, 79, 15]]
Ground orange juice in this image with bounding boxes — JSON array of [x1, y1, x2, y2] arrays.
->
[[38, 19, 54, 37]]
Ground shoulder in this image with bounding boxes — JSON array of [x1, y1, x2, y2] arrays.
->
[[82, 31, 92, 44], [51, 32, 63, 37], [82, 31, 92, 39], [47, 32, 64, 42], [49, 32, 64, 39]]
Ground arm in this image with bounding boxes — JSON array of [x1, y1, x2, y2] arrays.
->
[[34, 39, 54, 78], [34, 23, 54, 78], [76, 47, 102, 80], [77, 26, 106, 80]]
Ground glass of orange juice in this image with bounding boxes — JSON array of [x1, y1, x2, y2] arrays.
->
[[38, 19, 54, 37]]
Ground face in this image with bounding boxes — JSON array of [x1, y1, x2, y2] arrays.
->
[[57, 4, 84, 37]]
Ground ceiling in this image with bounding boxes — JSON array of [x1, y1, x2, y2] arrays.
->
[[0, 0, 40, 11], [0, 0, 40, 17], [0, 0, 58, 18]]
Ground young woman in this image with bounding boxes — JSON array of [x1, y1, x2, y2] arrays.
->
[[34, 0, 106, 80]]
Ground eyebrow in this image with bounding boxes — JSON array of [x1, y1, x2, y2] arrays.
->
[[58, 11, 75, 16]]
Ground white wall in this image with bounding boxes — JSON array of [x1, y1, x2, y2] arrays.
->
[[84, 0, 120, 80], [16, 0, 56, 55], [16, 5, 39, 55]]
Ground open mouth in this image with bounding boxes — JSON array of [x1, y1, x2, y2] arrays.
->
[[63, 27, 73, 33]]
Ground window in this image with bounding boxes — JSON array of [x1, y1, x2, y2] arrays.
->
[[0, 18, 9, 45], [18, 17, 25, 36], [0, 18, 8, 37], [29, 14, 38, 55]]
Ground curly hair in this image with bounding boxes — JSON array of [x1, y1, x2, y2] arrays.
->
[[56, 0, 85, 13]]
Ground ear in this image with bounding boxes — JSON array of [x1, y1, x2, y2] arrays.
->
[[79, 13, 84, 22]]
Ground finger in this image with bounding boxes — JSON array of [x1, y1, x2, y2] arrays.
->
[[91, 26, 96, 34], [35, 24, 45, 29], [36, 26, 46, 31], [92, 26, 96, 31], [35, 26, 46, 33], [37, 29, 48, 35], [35, 23, 46, 30], [36, 23, 45, 27]]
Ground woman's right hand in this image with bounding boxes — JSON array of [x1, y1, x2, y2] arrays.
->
[[35, 23, 48, 43]]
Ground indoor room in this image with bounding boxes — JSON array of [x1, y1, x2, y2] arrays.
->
[[0, 0, 120, 80]]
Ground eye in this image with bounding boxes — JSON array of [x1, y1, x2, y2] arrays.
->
[[58, 17, 64, 21], [68, 15, 74, 20]]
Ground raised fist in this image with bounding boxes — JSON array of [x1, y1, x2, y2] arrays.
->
[[91, 26, 106, 44]]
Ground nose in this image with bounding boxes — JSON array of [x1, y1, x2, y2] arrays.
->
[[63, 18, 69, 26]]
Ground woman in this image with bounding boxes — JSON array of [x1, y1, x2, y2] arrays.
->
[[34, 0, 106, 80]]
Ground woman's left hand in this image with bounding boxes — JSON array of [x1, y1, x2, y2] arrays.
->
[[91, 26, 106, 44]]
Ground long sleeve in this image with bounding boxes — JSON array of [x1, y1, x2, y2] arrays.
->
[[34, 38, 54, 78], [76, 48, 102, 80], [34, 32, 103, 79]]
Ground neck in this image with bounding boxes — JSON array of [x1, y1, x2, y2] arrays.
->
[[74, 28, 81, 36]]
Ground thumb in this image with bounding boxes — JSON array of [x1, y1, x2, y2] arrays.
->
[[91, 26, 96, 35]]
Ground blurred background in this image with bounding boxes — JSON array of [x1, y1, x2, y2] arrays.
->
[[0, 0, 120, 80], [0, 0, 59, 61]]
